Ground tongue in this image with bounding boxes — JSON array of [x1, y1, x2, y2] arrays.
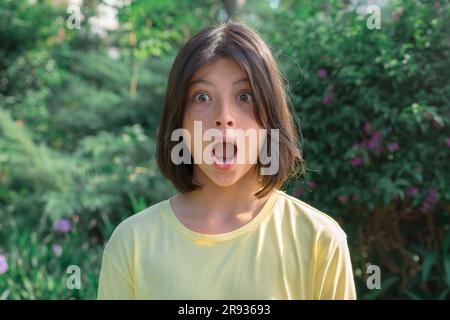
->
[[215, 142, 234, 159]]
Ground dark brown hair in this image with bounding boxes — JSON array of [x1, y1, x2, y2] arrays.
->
[[156, 20, 304, 198]]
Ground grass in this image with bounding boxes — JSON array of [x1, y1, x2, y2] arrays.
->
[[0, 192, 148, 300], [0, 207, 103, 299]]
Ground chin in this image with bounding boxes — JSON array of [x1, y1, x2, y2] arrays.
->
[[206, 171, 242, 188], [210, 178, 240, 188], [206, 164, 255, 188]]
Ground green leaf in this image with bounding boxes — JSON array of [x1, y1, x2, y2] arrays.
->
[[360, 276, 399, 300], [421, 251, 438, 283], [405, 290, 423, 300]]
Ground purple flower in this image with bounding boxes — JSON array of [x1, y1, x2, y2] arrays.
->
[[371, 131, 383, 143], [338, 195, 348, 204], [367, 138, 380, 150], [426, 188, 437, 204], [446, 137, 450, 148], [373, 146, 384, 155], [293, 186, 304, 198], [360, 131, 384, 155], [420, 201, 432, 214], [53, 218, 71, 234], [0, 255, 8, 274], [406, 187, 419, 197], [306, 181, 317, 189], [350, 157, 364, 167], [427, 188, 437, 203], [359, 139, 369, 149], [317, 68, 328, 79], [360, 131, 383, 150], [322, 94, 333, 106], [52, 244, 63, 257], [387, 142, 399, 152], [420, 187, 438, 214], [364, 122, 374, 135]]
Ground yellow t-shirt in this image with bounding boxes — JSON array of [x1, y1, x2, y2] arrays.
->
[[97, 189, 357, 300]]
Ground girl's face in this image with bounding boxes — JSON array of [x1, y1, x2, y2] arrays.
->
[[182, 57, 265, 188]]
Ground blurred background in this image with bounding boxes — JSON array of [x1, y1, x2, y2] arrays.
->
[[0, 0, 449, 300]]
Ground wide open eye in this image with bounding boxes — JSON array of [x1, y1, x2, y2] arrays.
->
[[193, 92, 211, 104], [237, 92, 252, 103]]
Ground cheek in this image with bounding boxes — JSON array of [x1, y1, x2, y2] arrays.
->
[[247, 130, 266, 165], [180, 113, 193, 157], [183, 106, 209, 127], [234, 123, 265, 166], [181, 107, 191, 129], [181, 111, 206, 163], [239, 105, 262, 128]]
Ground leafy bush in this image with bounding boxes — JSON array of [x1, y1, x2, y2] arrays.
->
[[262, 0, 450, 299]]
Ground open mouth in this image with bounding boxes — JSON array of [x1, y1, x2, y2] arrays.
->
[[212, 141, 237, 163]]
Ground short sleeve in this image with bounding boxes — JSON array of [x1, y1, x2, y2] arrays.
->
[[97, 250, 135, 300], [314, 230, 357, 300], [97, 215, 137, 299]]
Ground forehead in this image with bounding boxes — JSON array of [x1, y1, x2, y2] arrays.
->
[[189, 57, 247, 84]]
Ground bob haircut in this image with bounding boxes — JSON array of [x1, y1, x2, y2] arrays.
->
[[156, 20, 304, 198]]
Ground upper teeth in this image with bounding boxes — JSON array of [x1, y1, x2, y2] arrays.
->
[[214, 142, 235, 159]]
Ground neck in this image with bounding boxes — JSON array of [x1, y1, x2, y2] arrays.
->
[[177, 167, 270, 224]]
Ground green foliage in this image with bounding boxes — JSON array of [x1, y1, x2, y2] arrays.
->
[[262, 0, 450, 299], [0, 0, 174, 299], [0, 0, 449, 300], [0, 206, 100, 299], [117, 0, 221, 57]]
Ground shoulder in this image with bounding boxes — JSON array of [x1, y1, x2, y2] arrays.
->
[[274, 189, 348, 244], [103, 198, 169, 255]]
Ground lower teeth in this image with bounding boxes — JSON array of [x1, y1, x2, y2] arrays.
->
[[216, 156, 234, 164]]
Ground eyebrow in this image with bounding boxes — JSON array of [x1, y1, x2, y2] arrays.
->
[[188, 78, 249, 88]]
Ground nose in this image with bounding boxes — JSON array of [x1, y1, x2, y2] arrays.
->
[[214, 100, 235, 128]]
